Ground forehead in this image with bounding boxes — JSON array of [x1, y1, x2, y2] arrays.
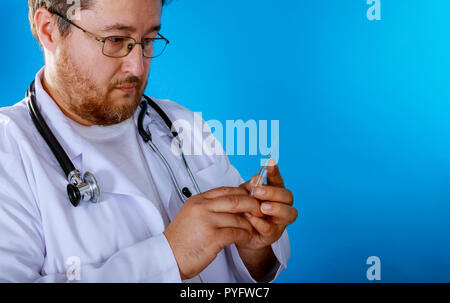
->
[[82, 0, 162, 32]]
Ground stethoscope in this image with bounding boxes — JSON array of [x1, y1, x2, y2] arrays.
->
[[26, 80, 202, 207]]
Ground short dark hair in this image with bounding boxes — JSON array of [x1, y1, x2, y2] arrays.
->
[[28, 0, 167, 43]]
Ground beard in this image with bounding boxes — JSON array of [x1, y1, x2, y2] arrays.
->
[[54, 46, 147, 126]]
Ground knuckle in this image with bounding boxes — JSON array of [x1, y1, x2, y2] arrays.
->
[[283, 207, 298, 225], [234, 214, 244, 227], [204, 186, 227, 199], [189, 199, 202, 211], [228, 195, 241, 212], [218, 186, 229, 195], [237, 186, 249, 195], [286, 190, 294, 203], [190, 200, 208, 216]]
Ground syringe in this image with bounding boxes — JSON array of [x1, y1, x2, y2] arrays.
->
[[250, 154, 272, 197]]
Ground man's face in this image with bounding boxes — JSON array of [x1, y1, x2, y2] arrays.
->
[[54, 0, 162, 126]]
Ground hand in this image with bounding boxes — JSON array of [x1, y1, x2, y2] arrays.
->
[[163, 187, 263, 280], [238, 160, 297, 252]]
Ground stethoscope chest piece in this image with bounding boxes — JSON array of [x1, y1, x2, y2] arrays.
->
[[66, 170, 100, 207]]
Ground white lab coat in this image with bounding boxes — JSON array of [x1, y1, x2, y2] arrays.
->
[[0, 68, 290, 282]]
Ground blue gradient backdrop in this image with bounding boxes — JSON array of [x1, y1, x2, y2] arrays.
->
[[1, 0, 450, 282]]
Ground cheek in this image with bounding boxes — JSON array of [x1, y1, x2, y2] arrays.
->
[[91, 59, 117, 88], [68, 37, 118, 87], [84, 56, 118, 88]]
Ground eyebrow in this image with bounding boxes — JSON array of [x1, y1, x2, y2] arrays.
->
[[101, 23, 161, 35]]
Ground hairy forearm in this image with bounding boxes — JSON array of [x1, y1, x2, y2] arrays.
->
[[237, 246, 278, 282]]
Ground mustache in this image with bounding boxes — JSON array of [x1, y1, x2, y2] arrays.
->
[[110, 76, 143, 88]]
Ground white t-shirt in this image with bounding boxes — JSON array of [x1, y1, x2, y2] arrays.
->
[[67, 116, 171, 228]]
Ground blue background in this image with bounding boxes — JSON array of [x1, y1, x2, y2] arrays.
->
[[1, 0, 450, 282]]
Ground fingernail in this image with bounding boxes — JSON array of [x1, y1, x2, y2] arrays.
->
[[261, 203, 272, 211], [244, 212, 252, 219], [255, 187, 265, 196]]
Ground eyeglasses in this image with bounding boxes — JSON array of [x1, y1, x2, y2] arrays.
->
[[52, 12, 170, 59]]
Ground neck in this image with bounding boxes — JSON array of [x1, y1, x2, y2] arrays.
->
[[42, 68, 94, 127]]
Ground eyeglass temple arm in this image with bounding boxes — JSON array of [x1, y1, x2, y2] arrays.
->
[[52, 11, 105, 43], [158, 33, 170, 44]]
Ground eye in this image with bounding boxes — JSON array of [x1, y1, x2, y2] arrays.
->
[[108, 37, 126, 44], [143, 38, 154, 46]]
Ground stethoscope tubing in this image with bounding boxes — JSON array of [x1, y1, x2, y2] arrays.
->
[[27, 81, 76, 177], [26, 81, 201, 206]]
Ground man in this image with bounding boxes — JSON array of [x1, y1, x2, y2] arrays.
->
[[0, 0, 297, 282]]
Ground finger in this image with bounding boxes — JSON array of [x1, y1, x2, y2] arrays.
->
[[202, 186, 249, 200], [240, 175, 258, 193], [207, 195, 264, 217], [266, 159, 285, 188], [252, 186, 294, 205], [217, 227, 252, 247], [211, 213, 253, 234], [260, 202, 298, 226], [244, 213, 274, 237]]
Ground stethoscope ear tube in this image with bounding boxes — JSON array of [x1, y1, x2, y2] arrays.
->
[[143, 95, 179, 139], [139, 96, 202, 202]]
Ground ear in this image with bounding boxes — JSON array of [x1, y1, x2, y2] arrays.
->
[[34, 8, 59, 53]]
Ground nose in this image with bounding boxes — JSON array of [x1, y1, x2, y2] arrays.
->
[[121, 43, 146, 77]]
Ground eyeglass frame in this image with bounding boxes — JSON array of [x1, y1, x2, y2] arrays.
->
[[51, 11, 170, 59]]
